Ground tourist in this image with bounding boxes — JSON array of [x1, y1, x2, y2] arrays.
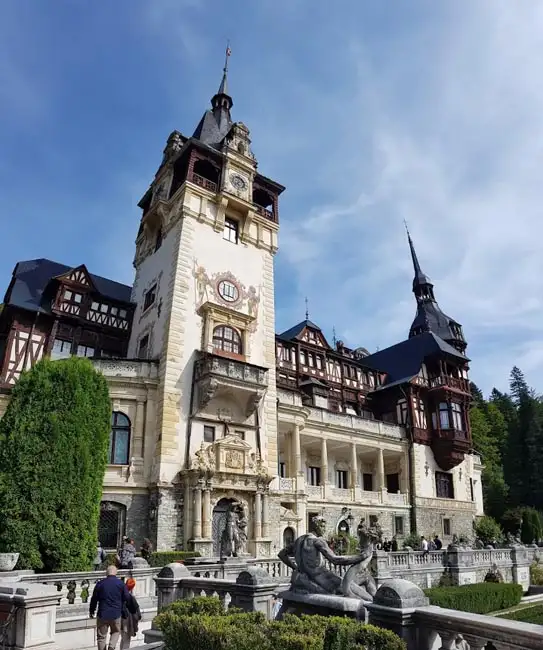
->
[[94, 541, 107, 571], [420, 536, 429, 556], [120, 577, 142, 649], [271, 593, 282, 620], [434, 535, 442, 550], [391, 536, 398, 552], [118, 538, 136, 570], [383, 538, 391, 552], [89, 565, 136, 650], [140, 538, 153, 563]]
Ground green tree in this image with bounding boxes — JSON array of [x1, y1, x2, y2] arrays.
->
[[0, 357, 111, 571], [474, 516, 503, 545], [470, 405, 508, 520]]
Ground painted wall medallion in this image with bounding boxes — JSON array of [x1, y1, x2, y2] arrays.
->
[[230, 173, 247, 192]]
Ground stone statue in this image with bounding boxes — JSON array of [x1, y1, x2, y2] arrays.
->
[[340, 518, 380, 601], [220, 501, 248, 557], [277, 515, 376, 601]]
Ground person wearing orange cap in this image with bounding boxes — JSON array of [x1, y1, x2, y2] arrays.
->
[[120, 578, 141, 649]]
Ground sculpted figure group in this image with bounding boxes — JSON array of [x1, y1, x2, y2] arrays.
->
[[278, 515, 381, 602], [220, 501, 248, 558]]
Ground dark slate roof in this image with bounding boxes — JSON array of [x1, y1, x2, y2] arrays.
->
[[4, 259, 132, 314], [410, 301, 461, 343], [362, 332, 468, 388], [278, 319, 322, 341]]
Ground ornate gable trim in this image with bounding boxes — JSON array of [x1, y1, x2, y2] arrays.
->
[[55, 264, 95, 291]]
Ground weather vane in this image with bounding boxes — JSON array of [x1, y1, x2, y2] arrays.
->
[[305, 297, 309, 320]]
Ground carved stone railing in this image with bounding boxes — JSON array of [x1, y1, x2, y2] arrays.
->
[[194, 352, 268, 387], [307, 408, 405, 439], [330, 487, 351, 500], [277, 389, 303, 406], [306, 485, 324, 500], [24, 567, 158, 609], [92, 358, 159, 380], [357, 488, 383, 504], [385, 492, 408, 506], [268, 476, 296, 493]]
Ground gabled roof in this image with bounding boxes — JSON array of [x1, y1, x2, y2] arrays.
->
[[278, 319, 322, 341], [362, 332, 469, 389], [4, 258, 133, 315]]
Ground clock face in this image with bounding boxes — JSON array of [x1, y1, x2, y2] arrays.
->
[[230, 173, 247, 192], [217, 280, 239, 303]]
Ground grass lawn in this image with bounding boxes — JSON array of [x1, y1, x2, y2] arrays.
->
[[496, 603, 543, 625]]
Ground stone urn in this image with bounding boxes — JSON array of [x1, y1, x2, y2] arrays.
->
[[0, 553, 19, 571]]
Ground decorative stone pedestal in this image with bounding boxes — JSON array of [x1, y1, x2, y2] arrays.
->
[[191, 539, 214, 558], [277, 589, 368, 621]]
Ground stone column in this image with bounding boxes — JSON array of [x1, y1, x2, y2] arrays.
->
[[262, 492, 270, 538], [377, 447, 386, 491], [254, 492, 262, 539], [285, 431, 292, 477], [293, 425, 302, 475], [134, 398, 146, 458], [320, 438, 328, 487], [202, 488, 212, 539], [183, 484, 192, 547], [193, 487, 202, 539], [350, 442, 359, 489]]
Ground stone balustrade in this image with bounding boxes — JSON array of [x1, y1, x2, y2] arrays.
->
[[366, 579, 543, 650], [307, 408, 405, 439]]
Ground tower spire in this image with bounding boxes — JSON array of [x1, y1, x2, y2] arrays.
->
[[305, 297, 309, 321], [218, 41, 231, 96], [404, 224, 467, 352]]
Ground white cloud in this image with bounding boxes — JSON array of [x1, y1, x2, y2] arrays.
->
[[138, 0, 543, 394]]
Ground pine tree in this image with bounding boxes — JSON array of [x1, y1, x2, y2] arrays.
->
[[0, 357, 111, 571]]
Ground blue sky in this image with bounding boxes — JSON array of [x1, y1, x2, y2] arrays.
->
[[2, 0, 543, 395]]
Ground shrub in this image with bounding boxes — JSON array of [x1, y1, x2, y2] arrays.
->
[[424, 583, 523, 614], [328, 534, 359, 555], [0, 357, 111, 571], [530, 562, 543, 586], [148, 550, 201, 567], [520, 508, 543, 544], [155, 598, 406, 650], [474, 516, 503, 546], [402, 532, 420, 550]]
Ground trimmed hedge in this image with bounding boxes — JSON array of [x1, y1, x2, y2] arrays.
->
[[155, 596, 406, 650], [424, 583, 523, 614], [148, 551, 201, 567], [0, 357, 111, 572]]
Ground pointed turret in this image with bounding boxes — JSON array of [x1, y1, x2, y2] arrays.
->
[[192, 45, 233, 149], [406, 227, 467, 353]]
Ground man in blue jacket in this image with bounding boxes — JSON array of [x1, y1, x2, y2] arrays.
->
[[90, 565, 134, 650]]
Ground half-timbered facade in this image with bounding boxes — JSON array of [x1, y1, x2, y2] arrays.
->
[[0, 259, 134, 387], [0, 54, 484, 554]]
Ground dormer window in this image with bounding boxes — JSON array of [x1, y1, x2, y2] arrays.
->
[[223, 218, 239, 244], [64, 289, 82, 304]]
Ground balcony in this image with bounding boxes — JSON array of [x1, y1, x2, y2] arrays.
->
[[307, 408, 405, 440], [193, 352, 268, 417], [190, 173, 217, 193], [429, 374, 470, 394]]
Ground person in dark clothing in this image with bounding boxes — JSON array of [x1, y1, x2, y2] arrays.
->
[[434, 535, 443, 550], [121, 578, 142, 649], [90, 565, 135, 650], [391, 536, 398, 552]]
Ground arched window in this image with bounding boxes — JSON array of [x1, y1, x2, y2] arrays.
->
[[212, 325, 242, 355], [109, 412, 131, 465], [283, 527, 295, 548]]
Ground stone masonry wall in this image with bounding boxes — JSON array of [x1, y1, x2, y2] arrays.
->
[[415, 506, 474, 542], [102, 491, 150, 547]]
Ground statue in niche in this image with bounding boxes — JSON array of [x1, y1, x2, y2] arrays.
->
[[220, 501, 248, 557], [278, 515, 379, 602]]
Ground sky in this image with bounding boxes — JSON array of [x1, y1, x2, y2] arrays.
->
[[1, 0, 543, 396]]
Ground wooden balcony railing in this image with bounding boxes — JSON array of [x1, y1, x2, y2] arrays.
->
[[191, 173, 218, 192], [429, 374, 470, 393]]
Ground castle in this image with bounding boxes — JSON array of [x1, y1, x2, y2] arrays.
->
[[0, 54, 483, 555]]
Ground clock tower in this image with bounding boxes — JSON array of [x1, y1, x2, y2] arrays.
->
[[128, 49, 285, 551]]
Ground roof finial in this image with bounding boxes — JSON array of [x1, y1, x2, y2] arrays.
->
[[218, 40, 231, 96], [332, 326, 337, 346], [305, 297, 309, 321]]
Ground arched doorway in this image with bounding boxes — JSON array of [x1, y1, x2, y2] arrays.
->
[[98, 501, 126, 550], [283, 527, 295, 548], [212, 498, 237, 557], [338, 519, 350, 535]]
